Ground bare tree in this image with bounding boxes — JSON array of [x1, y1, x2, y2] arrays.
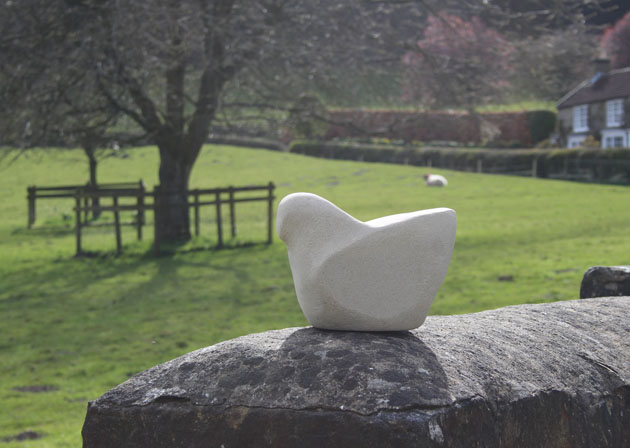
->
[[0, 1, 128, 191]]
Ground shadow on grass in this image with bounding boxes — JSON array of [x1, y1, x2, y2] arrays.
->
[[155, 240, 266, 256], [12, 225, 74, 237], [1, 240, 283, 308]]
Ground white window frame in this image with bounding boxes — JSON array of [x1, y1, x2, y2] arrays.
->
[[573, 105, 588, 133], [601, 129, 627, 148], [606, 99, 624, 128]]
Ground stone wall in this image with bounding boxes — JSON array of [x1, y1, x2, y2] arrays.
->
[[83, 297, 630, 447]]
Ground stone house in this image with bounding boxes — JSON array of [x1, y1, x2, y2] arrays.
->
[[557, 62, 630, 149]]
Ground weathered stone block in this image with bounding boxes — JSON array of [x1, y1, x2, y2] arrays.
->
[[83, 298, 630, 448], [580, 266, 630, 299]]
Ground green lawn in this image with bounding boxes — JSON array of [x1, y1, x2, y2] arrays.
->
[[1, 145, 629, 446]]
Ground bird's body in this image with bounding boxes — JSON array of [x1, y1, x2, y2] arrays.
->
[[277, 193, 456, 331], [423, 173, 448, 187]]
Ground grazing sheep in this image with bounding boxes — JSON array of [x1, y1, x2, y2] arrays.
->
[[423, 173, 448, 187]]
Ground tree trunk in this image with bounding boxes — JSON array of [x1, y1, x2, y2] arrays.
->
[[84, 145, 101, 219], [154, 147, 194, 242], [88, 152, 98, 187]]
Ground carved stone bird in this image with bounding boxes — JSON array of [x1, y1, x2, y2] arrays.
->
[[277, 193, 456, 331]]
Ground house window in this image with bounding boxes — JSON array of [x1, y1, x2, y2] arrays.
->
[[605, 136, 624, 147], [573, 105, 588, 132], [602, 129, 627, 148], [606, 99, 624, 128]]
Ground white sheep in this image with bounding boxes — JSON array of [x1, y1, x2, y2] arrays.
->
[[423, 173, 448, 187]]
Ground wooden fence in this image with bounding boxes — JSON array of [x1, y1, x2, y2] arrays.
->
[[184, 184, 275, 248], [26, 181, 145, 228], [70, 182, 275, 256], [72, 186, 149, 255]]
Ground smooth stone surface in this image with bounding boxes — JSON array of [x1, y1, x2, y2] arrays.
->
[[83, 298, 630, 448], [276, 193, 456, 331], [580, 265, 630, 299]]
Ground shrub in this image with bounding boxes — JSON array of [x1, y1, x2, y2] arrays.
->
[[525, 110, 557, 144]]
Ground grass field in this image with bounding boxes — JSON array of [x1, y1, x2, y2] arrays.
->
[[1, 145, 629, 446]]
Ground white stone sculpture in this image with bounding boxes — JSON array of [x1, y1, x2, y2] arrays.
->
[[277, 193, 456, 331]]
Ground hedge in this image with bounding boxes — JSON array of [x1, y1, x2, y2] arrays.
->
[[289, 141, 630, 184], [207, 135, 287, 152], [321, 109, 557, 147]]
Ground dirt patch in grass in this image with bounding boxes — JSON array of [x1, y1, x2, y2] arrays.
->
[[12, 385, 58, 393], [1, 431, 44, 442], [554, 268, 579, 274]]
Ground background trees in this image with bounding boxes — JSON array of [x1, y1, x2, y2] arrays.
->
[[0, 0, 617, 243], [402, 12, 514, 111], [601, 12, 630, 68], [2, 0, 423, 242], [0, 2, 125, 188], [510, 28, 598, 101]]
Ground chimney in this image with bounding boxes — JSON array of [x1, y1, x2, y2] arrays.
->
[[592, 57, 611, 76]]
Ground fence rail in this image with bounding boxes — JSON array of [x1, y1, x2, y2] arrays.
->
[[68, 182, 275, 256], [27, 181, 145, 228]]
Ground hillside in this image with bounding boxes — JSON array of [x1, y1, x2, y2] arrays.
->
[[1, 145, 629, 446]]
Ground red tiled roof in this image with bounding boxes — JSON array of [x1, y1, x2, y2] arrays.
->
[[557, 67, 630, 109]]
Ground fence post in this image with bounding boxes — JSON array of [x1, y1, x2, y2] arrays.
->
[[139, 180, 146, 225], [136, 188, 144, 241], [75, 192, 82, 256], [113, 195, 122, 255], [84, 194, 90, 224], [229, 186, 236, 238], [427, 158, 432, 168], [532, 157, 538, 178], [215, 191, 223, 248], [27, 186, 36, 228], [476, 159, 483, 173], [267, 182, 275, 245], [153, 185, 160, 256], [84, 183, 90, 224], [194, 190, 200, 237]]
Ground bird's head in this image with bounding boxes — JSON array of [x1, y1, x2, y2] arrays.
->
[[276, 193, 320, 244], [277, 192, 357, 247]]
